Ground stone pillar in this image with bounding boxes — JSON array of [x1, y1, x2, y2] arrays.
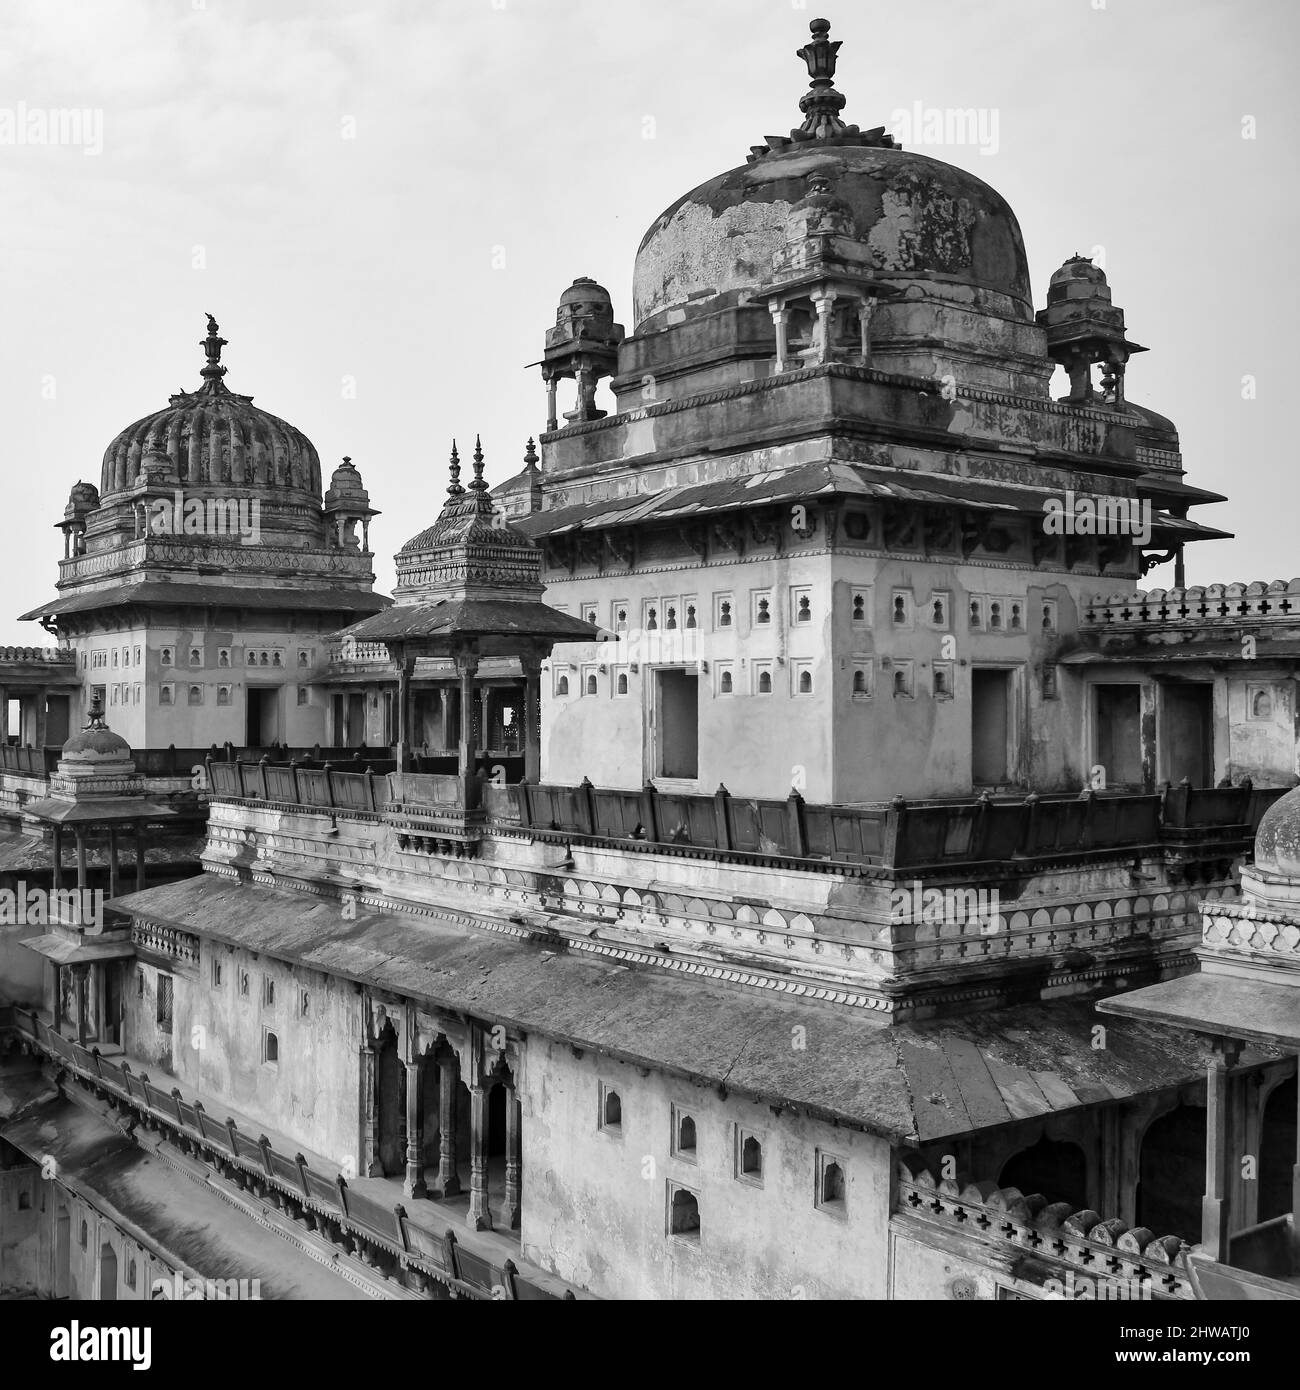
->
[[456, 653, 479, 810], [75, 830, 87, 891], [108, 827, 119, 902], [437, 1053, 461, 1197], [466, 1081, 493, 1231], [361, 518, 370, 553], [545, 375, 558, 433], [811, 290, 837, 365], [478, 685, 492, 756], [0, 684, 7, 741], [770, 304, 788, 373], [135, 827, 146, 892], [504, 1084, 522, 1230], [522, 659, 541, 783], [1293, 1056, 1300, 1229], [51, 825, 63, 892], [858, 298, 875, 363], [34, 686, 47, 750], [361, 1044, 382, 1176], [1202, 1040, 1241, 1262], [73, 967, 86, 1046], [403, 1057, 427, 1199], [395, 655, 416, 773]]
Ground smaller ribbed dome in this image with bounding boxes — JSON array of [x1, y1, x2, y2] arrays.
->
[[61, 696, 131, 761], [64, 481, 100, 521], [559, 276, 612, 308], [325, 456, 370, 507], [1253, 787, 1300, 878]]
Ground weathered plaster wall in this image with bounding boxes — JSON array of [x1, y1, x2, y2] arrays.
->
[[518, 1041, 891, 1299]]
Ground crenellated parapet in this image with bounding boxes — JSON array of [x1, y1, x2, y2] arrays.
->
[[895, 1154, 1194, 1299]]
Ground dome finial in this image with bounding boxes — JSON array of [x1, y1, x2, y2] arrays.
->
[[469, 435, 488, 493], [200, 313, 228, 386], [523, 437, 539, 472], [447, 440, 464, 497], [84, 692, 107, 731], [793, 18, 854, 141]]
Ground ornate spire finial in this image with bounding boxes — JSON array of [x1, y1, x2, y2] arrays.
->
[[85, 693, 106, 730], [469, 435, 489, 493], [523, 437, 539, 472], [793, 18, 856, 142], [200, 313, 228, 385], [447, 440, 464, 497]]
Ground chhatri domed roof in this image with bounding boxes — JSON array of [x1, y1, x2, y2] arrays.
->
[[400, 439, 535, 556], [61, 696, 131, 762], [1252, 786, 1300, 879], [100, 316, 323, 501], [632, 21, 1031, 332]]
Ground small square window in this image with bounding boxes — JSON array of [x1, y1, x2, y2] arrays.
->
[[890, 590, 913, 629], [156, 975, 174, 1033], [188, 685, 203, 706], [736, 1127, 764, 1185], [792, 660, 814, 696], [751, 590, 773, 628], [133, 646, 142, 665], [111, 649, 118, 667], [969, 596, 985, 630], [583, 605, 598, 626], [297, 649, 311, 667], [816, 1149, 847, 1216], [1042, 664, 1059, 700], [611, 666, 630, 698], [189, 647, 202, 667], [1008, 599, 1024, 632], [1041, 600, 1058, 633], [671, 1104, 697, 1162], [612, 601, 629, 634], [598, 1082, 622, 1135], [137, 968, 144, 998], [160, 647, 173, 666], [18, 1189, 31, 1211], [217, 685, 232, 706], [211, 956, 223, 989], [263, 1029, 279, 1066], [582, 665, 599, 697], [297, 687, 309, 706], [682, 596, 699, 630], [988, 599, 1004, 631], [891, 660, 914, 698], [714, 593, 735, 630], [262, 975, 275, 1007], [642, 599, 660, 632], [159, 684, 174, 707], [752, 661, 774, 696], [668, 1183, 701, 1240], [790, 587, 813, 626], [715, 661, 735, 697], [933, 661, 955, 700], [851, 588, 871, 624], [1247, 685, 1275, 721], [553, 669, 571, 697], [851, 660, 874, 699], [928, 592, 951, 629], [299, 989, 310, 1018], [134, 683, 142, 704], [239, 968, 250, 998]]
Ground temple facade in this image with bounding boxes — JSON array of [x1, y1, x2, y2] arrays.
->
[[2, 17, 1299, 1302]]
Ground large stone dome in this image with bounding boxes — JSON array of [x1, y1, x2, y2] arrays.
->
[[99, 316, 322, 502], [633, 142, 1033, 333], [1252, 785, 1300, 879]]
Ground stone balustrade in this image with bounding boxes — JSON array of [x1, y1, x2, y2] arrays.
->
[[1085, 579, 1300, 628]]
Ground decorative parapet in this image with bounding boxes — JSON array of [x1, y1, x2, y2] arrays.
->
[[0, 645, 75, 664], [1085, 579, 1300, 629], [1202, 902, 1300, 965], [895, 1155, 1194, 1299], [57, 539, 374, 586], [131, 918, 200, 966], [327, 636, 395, 666]]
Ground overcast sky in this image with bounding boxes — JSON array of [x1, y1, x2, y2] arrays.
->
[[1, 0, 1296, 645]]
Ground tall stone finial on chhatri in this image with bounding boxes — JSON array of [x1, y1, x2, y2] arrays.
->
[[447, 440, 464, 498], [794, 19, 855, 142], [749, 18, 898, 161], [469, 435, 489, 494], [200, 313, 228, 385], [523, 437, 539, 472], [84, 693, 107, 731]]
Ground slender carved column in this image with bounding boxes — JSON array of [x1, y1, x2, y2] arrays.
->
[[467, 1082, 493, 1231], [811, 290, 837, 365], [1202, 1039, 1241, 1261], [858, 298, 875, 363], [403, 1056, 427, 1198], [135, 827, 146, 892], [437, 1053, 461, 1197], [770, 304, 788, 372], [361, 1044, 382, 1176], [75, 831, 87, 891], [522, 658, 542, 783], [51, 825, 63, 892], [545, 375, 558, 433], [504, 1084, 522, 1230], [108, 827, 119, 902]]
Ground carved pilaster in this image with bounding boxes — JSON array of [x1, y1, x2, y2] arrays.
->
[[466, 1081, 493, 1232]]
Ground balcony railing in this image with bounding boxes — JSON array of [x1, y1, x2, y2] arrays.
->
[[4, 1007, 567, 1300], [1085, 579, 1300, 629], [0, 645, 75, 665]]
